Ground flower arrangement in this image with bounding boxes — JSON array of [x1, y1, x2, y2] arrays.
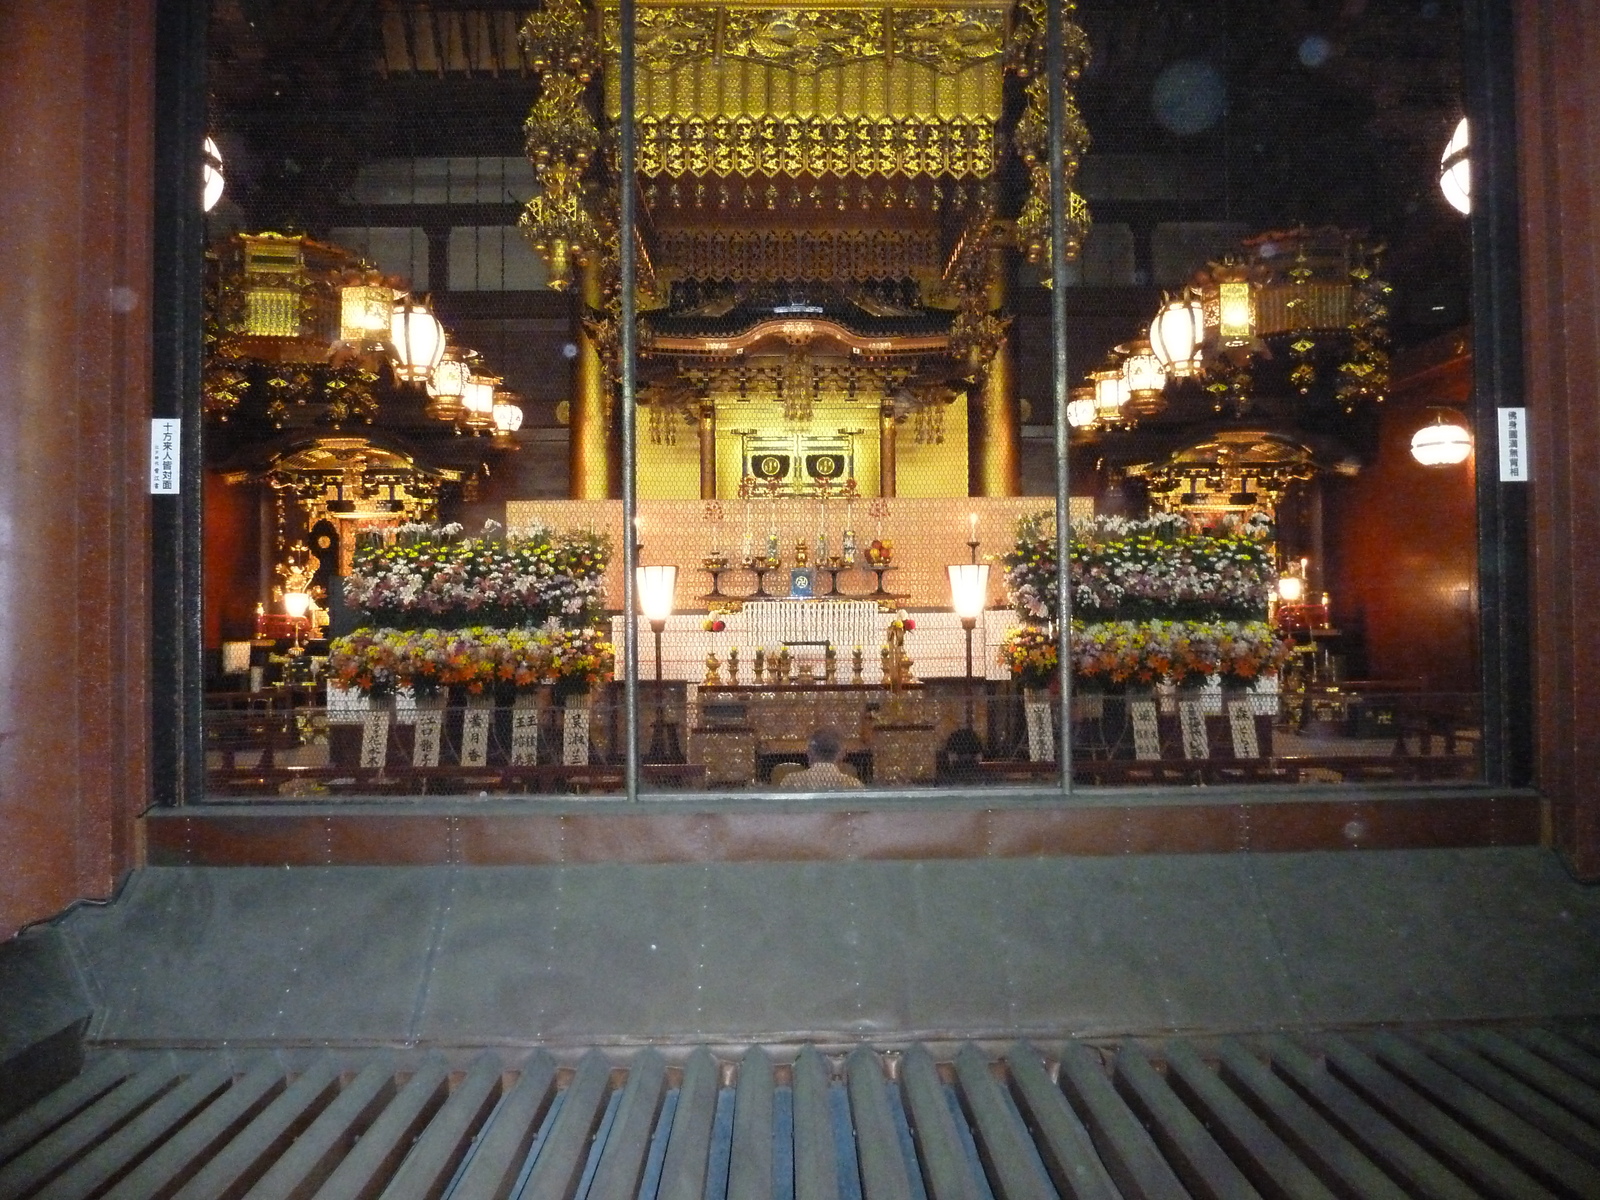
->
[[343, 522, 610, 629], [328, 624, 615, 699], [1004, 511, 1276, 623], [998, 624, 1059, 689], [999, 618, 1290, 690]]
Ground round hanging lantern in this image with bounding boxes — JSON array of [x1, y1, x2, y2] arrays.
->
[[425, 349, 470, 421], [1440, 117, 1470, 215], [492, 395, 525, 448], [1066, 385, 1098, 429], [389, 299, 446, 383], [1119, 337, 1169, 417], [202, 137, 225, 212], [1411, 414, 1473, 466], [1149, 294, 1205, 377]]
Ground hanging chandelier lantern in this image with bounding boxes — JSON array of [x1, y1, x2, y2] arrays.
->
[[492, 394, 525, 448], [340, 276, 394, 352], [1410, 412, 1473, 465], [389, 298, 446, 383], [1440, 117, 1470, 215], [1149, 294, 1206, 378], [1066, 385, 1098, 429], [461, 372, 500, 431], [1215, 277, 1257, 348], [425, 349, 470, 422], [1091, 354, 1130, 425], [1119, 337, 1169, 418]]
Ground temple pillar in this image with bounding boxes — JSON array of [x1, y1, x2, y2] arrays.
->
[[0, 0, 154, 935], [879, 402, 897, 498], [698, 400, 716, 499], [970, 250, 1021, 496], [569, 260, 615, 498]]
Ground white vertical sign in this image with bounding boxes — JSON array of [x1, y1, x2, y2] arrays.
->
[[149, 418, 180, 493], [1179, 700, 1209, 759], [1498, 407, 1529, 481], [562, 705, 591, 765], [360, 709, 391, 768], [460, 697, 493, 767], [412, 701, 444, 767], [511, 695, 540, 765], [1130, 700, 1162, 760], [1228, 699, 1260, 759]]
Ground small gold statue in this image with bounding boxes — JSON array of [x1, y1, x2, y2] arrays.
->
[[794, 540, 808, 568], [704, 651, 722, 686]]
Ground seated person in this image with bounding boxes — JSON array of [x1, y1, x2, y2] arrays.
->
[[777, 727, 864, 791]]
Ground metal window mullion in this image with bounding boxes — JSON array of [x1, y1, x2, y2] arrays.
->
[[1046, 0, 1073, 796], [619, 0, 641, 800]]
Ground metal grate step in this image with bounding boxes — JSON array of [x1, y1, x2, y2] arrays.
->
[[3, 1026, 1600, 1200]]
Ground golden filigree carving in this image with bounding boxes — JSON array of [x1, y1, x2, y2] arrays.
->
[[654, 229, 943, 285], [893, 9, 1007, 73], [634, 114, 995, 179], [634, 7, 718, 69], [721, 9, 885, 73]]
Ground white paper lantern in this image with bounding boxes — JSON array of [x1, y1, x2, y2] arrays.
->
[[1150, 295, 1205, 377], [1440, 117, 1470, 215], [1411, 416, 1472, 466], [389, 300, 445, 382]]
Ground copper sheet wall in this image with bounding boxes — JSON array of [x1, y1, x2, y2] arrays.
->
[[0, 0, 154, 936]]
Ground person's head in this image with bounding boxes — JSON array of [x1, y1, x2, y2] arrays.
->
[[807, 726, 846, 765]]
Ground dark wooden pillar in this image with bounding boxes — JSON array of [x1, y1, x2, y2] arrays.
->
[[1516, 0, 1600, 876], [0, 0, 155, 936]]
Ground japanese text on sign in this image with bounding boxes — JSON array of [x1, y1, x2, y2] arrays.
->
[[149, 419, 180, 494], [1498, 407, 1529, 482]]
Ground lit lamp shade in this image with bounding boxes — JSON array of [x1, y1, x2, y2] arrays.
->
[[947, 563, 990, 621], [341, 283, 393, 349], [1091, 357, 1129, 423], [389, 300, 446, 382], [1149, 295, 1205, 377], [461, 373, 499, 429], [425, 351, 469, 421], [282, 591, 313, 619], [1276, 575, 1305, 603], [636, 565, 678, 623], [492, 395, 524, 448], [1066, 386, 1098, 428], [1411, 417, 1473, 466], [1119, 337, 1168, 417], [202, 137, 225, 212], [1216, 279, 1256, 346], [1440, 117, 1470, 215]]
